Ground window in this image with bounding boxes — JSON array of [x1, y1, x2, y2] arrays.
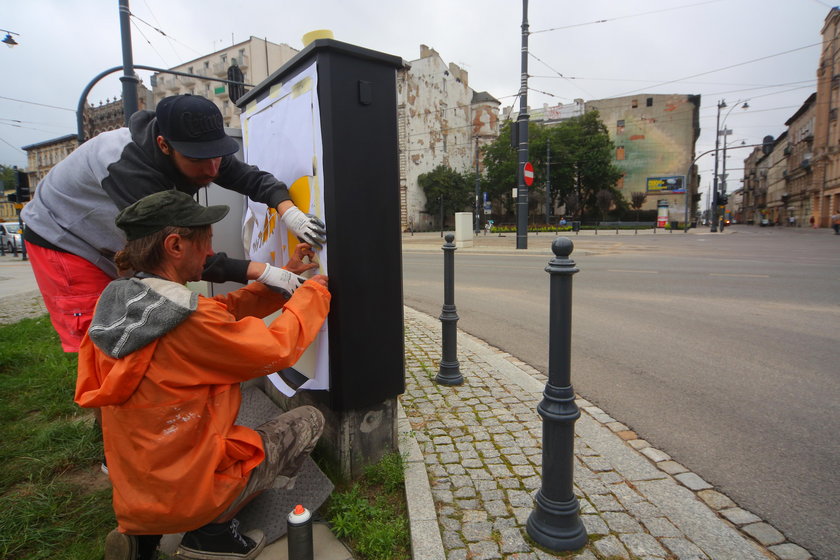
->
[[631, 99, 638, 108], [617, 120, 625, 134], [646, 97, 653, 107], [616, 146, 625, 160]]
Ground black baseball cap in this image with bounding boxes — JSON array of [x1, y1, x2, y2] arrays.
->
[[155, 94, 239, 159], [116, 190, 230, 241]]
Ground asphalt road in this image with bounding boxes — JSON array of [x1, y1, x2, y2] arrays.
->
[[402, 226, 840, 560]]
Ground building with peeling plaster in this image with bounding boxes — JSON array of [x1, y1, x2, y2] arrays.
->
[[585, 94, 701, 223], [398, 45, 501, 231], [510, 94, 700, 224]]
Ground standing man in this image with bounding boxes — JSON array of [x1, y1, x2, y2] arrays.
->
[[22, 94, 325, 352], [75, 190, 331, 560]]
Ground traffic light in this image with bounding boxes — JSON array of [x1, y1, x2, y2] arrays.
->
[[15, 170, 30, 202], [718, 194, 728, 206]]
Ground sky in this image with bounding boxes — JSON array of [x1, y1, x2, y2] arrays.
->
[[0, 0, 834, 205]]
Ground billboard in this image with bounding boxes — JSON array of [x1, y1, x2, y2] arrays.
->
[[646, 176, 685, 194]]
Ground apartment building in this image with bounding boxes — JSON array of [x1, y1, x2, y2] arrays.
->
[[398, 45, 500, 230], [781, 93, 816, 226], [151, 37, 299, 128], [764, 131, 789, 224], [741, 145, 771, 224], [812, 7, 840, 226]]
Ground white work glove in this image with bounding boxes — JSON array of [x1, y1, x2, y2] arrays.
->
[[280, 206, 326, 250], [256, 265, 306, 298]]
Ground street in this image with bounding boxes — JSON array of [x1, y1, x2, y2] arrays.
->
[[403, 226, 840, 559]]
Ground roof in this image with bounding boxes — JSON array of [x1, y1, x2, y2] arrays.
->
[[21, 134, 78, 151], [471, 91, 499, 105]]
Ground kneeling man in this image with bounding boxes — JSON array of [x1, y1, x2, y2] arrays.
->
[[75, 190, 330, 560]]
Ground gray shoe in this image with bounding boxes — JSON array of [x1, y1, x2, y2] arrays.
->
[[105, 529, 161, 560]]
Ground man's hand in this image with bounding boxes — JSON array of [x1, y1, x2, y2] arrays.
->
[[280, 206, 326, 249], [256, 265, 306, 298], [307, 274, 328, 289], [284, 243, 319, 275]]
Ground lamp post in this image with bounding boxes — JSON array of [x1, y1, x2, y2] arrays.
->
[[515, 0, 530, 250], [710, 100, 749, 232], [1, 28, 19, 47]]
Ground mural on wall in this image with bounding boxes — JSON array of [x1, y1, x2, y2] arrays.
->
[[240, 61, 329, 396]]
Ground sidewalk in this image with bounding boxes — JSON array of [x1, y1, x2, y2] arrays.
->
[[0, 250, 814, 559], [398, 306, 812, 560]]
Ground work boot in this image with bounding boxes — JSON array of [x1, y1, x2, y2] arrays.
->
[[104, 529, 161, 560], [176, 519, 265, 560]]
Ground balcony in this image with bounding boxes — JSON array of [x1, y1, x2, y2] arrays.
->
[[179, 74, 197, 87], [231, 54, 249, 71], [211, 62, 228, 77]]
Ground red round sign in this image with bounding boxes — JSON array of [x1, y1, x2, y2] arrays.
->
[[523, 162, 534, 186]]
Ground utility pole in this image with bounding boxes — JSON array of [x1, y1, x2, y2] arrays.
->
[[546, 138, 551, 225], [475, 138, 481, 235], [516, 0, 530, 249], [118, 0, 139, 124], [710, 101, 723, 232]]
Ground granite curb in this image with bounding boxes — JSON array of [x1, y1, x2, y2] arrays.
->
[[399, 305, 813, 560]]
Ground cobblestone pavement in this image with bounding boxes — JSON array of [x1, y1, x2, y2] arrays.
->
[[399, 306, 812, 560]]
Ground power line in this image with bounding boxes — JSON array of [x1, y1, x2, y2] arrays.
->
[[0, 96, 75, 112], [132, 19, 170, 68], [530, 0, 725, 34], [613, 42, 821, 96]]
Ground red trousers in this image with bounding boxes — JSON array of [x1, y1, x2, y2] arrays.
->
[[26, 242, 112, 352]]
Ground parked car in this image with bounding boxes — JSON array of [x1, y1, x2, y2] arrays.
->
[[760, 218, 771, 227], [0, 221, 23, 252]]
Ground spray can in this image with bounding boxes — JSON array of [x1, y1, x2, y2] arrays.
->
[[287, 504, 313, 560]]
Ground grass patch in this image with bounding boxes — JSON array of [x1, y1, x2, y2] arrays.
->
[[0, 315, 112, 560], [322, 452, 411, 560]]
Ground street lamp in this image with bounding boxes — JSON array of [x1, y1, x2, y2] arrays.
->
[[710, 99, 749, 232], [1, 28, 19, 47]]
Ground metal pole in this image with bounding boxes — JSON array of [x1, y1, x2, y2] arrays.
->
[[516, 0, 530, 250], [475, 138, 480, 235], [118, 0, 139, 124], [710, 101, 723, 232], [546, 138, 551, 226], [720, 129, 729, 232], [527, 237, 587, 551], [436, 234, 463, 386]]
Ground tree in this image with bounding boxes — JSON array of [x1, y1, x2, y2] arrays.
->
[[595, 189, 613, 234], [418, 165, 473, 229], [481, 112, 625, 222], [630, 191, 647, 233], [0, 165, 17, 195]]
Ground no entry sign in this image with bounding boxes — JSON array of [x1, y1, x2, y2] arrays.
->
[[523, 162, 534, 186]]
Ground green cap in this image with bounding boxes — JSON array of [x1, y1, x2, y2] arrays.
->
[[116, 190, 229, 241]]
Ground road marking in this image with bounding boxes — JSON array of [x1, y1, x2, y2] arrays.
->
[[607, 269, 659, 274], [709, 273, 769, 278]]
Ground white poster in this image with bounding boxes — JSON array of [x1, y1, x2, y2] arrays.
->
[[240, 62, 329, 396]]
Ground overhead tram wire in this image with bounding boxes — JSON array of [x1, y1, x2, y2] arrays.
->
[[131, 20, 169, 68], [529, 0, 725, 34], [528, 51, 593, 98], [129, 11, 202, 58], [612, 42, 821, 97], [140, 0, 182, 60]]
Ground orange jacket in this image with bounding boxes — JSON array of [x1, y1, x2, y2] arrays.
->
[[75, 278, 329, 534]]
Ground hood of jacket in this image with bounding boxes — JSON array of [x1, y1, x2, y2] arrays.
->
[[78, 277, 198, 407]]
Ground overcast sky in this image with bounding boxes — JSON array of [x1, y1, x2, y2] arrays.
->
[[0, 0, 833, 202]]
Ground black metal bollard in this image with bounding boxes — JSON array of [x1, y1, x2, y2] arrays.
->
[[526, 237, 587, 551], [436, 234, 463, 385]]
